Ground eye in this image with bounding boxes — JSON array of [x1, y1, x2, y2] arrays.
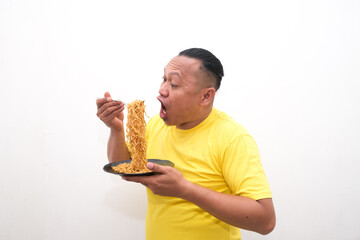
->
[[160, 78, 166, 86], [162, 77, 177, 87]]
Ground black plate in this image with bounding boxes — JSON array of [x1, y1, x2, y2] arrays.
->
[[103, 159, 174, 176]]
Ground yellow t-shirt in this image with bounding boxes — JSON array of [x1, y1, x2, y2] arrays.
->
[[145, 108, 272, 240]]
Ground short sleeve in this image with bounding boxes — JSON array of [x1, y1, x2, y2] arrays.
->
[[221, 133, 272, 200]]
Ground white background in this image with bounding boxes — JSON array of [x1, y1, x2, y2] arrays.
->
[[1, 0, 359, 239]]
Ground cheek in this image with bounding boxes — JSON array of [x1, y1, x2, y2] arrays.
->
[[174, 98, 194, 114], [168, 89, 197, 113]]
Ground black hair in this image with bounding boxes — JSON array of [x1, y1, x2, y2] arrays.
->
[[179, 48, 224, 91]]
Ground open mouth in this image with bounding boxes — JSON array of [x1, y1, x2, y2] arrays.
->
[[160, 102, 167, 119], [157, 96, 168, 120]]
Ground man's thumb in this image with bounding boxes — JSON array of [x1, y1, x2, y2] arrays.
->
[[104, 91, 111, 98], [147, 162, 164, 173]]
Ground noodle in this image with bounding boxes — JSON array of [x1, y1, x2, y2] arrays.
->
[[111, 100, 151, 174]]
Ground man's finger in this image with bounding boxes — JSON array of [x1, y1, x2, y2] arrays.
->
[[96, 97, 107, 109], [96, 92, 113, 108], [100, 105, 123, 118], [96, 95, 113, 109], [122, 176, 145, 183], [147, 162, 167, 174], [97, 101, 123, 115]]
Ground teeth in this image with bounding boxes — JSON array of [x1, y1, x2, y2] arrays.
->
[[163, 108, 166, 114]]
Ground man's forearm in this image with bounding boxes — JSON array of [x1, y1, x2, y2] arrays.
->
[[107, 128, 130, 163], [180, 181, 276, 234]]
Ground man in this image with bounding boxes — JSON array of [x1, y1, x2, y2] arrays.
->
[[96, 48, 276, 240]]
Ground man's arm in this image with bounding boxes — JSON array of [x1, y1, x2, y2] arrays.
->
[[96, 92, 130, 162], [181, 179, 275, 234], [123, 162, 276, 235], [107, 128, 130, 162]]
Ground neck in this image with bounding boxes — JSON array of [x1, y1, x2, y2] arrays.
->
[[176, 107, 213, 130]]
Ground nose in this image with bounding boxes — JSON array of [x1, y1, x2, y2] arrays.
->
[[159, 81, 169, 97]]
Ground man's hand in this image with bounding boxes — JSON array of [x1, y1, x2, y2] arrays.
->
[[122, 162, 190, 198], [96, 92, 126, 131]]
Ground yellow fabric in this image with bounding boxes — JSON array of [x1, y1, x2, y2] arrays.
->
[[145, 108, 272, 240]]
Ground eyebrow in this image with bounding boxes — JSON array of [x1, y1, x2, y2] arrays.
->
[[163, 71, 180, 78], [168, 72, 180, 77]]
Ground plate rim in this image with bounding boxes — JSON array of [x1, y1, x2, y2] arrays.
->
[[103, 159, 174, 176]]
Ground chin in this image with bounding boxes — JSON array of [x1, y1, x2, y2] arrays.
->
[[160, 116, 175, 126], [159, 114, 169, 124]]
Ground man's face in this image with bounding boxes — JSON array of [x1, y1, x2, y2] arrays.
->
[[157, 55, 206, 129]]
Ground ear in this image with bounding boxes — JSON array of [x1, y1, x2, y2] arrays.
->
[[200, 87, 216, 106]]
